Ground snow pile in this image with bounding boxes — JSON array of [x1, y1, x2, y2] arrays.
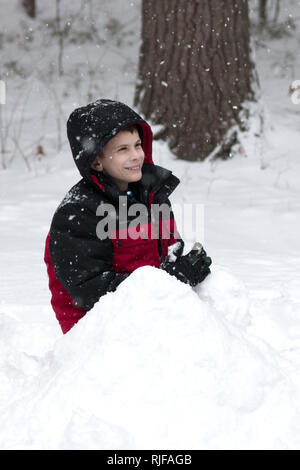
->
[[1, 265, 300, 450]]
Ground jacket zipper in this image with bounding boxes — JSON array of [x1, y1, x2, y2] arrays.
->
[[148, 190, 163, 264], [157, 213, 163, 263]]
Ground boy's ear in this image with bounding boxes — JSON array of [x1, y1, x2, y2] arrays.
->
[[91, 156, 103, 171]]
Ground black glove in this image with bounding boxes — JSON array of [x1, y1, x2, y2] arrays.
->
[[161, 242, 212, 287]]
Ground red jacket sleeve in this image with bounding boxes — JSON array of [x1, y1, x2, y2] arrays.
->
[[44, 232, 86, 334]]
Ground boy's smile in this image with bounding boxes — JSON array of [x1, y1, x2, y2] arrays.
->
[[91, 128, 145, 191]]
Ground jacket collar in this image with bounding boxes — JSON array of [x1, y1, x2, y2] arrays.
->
[[89, 162, 180, 205]]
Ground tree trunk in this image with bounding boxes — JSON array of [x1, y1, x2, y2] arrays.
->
[[134, 0, 257, 161], [259, 0, 268, 28], [22, 0, 36, 18], [273, 0, 280, 24], [55, 0, 64, 76]]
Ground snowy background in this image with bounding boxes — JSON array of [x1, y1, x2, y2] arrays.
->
[[0, 0, 300, 450]]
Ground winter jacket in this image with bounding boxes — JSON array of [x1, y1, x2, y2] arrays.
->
[[44, 99, 181, 334]]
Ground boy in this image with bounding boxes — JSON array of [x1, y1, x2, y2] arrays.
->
[[44, 99, 211, 334]]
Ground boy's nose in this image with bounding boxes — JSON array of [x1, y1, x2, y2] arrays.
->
[[131, 148, 143, 159]]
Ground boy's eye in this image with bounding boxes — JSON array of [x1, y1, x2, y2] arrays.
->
[[136, 142, 142, 147]]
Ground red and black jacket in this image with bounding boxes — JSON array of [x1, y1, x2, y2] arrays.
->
[[44, 99, 182, 333]]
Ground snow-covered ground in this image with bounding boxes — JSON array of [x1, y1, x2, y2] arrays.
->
[[0, 0, 300, 450]]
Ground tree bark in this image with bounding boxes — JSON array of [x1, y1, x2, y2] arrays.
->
[[259, 0, 268, 28], [22, 0, 36, 18], [134, 0, 257, 161]]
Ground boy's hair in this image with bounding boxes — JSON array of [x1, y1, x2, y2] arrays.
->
[[124, 124, 143, 142], [93, 124, 143, 162]]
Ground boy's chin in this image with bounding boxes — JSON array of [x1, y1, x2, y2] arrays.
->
[[127, 171, 143, 182]]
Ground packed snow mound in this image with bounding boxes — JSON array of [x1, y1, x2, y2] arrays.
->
[[1, 265, 300, 450]]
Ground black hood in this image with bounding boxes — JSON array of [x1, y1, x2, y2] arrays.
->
[[67, 99, 153, 180]]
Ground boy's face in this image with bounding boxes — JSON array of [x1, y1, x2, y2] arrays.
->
[[91, 128, 145, 191]]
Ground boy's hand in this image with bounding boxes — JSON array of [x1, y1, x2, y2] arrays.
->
[[165, 240, 184, 263], [161, 242, 212, 287]]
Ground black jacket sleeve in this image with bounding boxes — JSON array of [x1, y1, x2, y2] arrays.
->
[[49, 202, 128, 311]]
